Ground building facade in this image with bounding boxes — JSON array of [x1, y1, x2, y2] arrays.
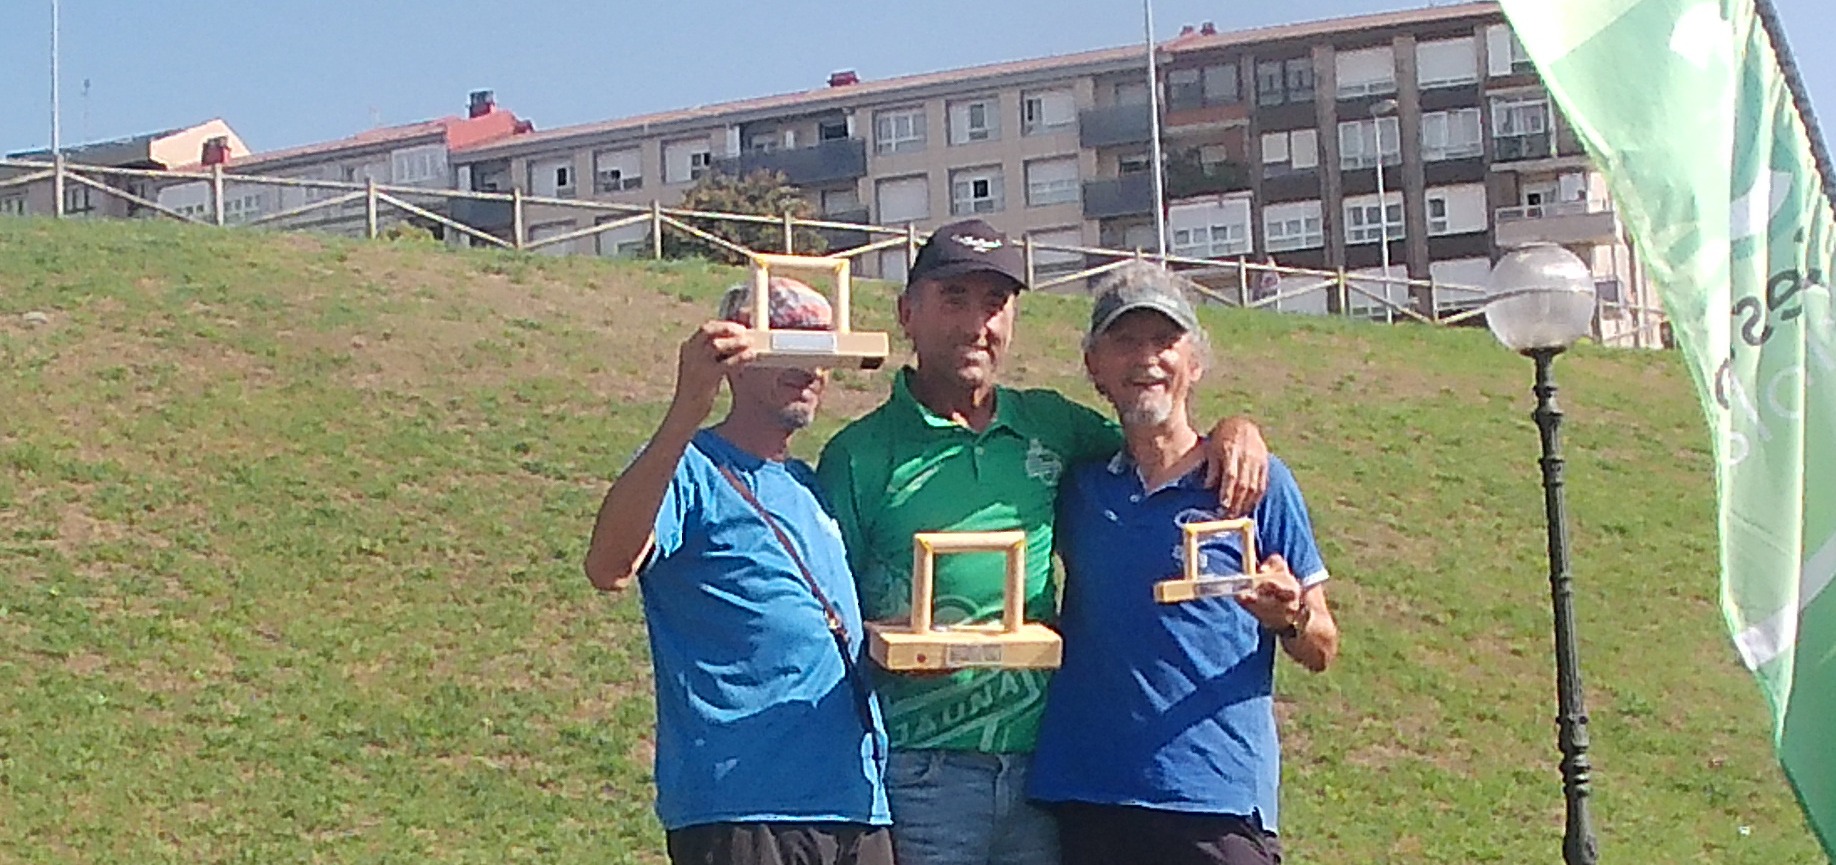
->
[[3, 119, 250, 220]]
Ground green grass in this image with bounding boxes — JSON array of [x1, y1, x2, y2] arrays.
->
[[0, 216, 1823, 864]]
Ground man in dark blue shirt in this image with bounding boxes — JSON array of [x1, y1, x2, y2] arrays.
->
[[1029, 263, 1341, 865], [584, 279, 891, 865]]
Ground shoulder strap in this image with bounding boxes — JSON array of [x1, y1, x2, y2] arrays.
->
[[715, 464, 849, 640]]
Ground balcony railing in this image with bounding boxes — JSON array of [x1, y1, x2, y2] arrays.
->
[[1082, 173, 1155, 219], [712, 138, 868, 187], [1079, 103, 1153, 149], [1495, 200, 1613, 223], [1493, 133, 1555, 162]]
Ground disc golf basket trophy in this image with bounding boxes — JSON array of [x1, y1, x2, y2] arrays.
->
[[867, 530, 1063, 671]]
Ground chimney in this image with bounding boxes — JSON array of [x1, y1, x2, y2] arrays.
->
[[1179, 24, 1195, 36], [1200, 21, 1217, 35], [201, 136, 230, 166], [827, 69, 860, 87], [468, 89, 496, 118]]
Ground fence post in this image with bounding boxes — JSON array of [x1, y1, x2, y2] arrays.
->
[[1427, 278, 1441, 322], [651, 200, 663, 260], [365, 179, 379, 239], [52, 154, 66, 218], [1022, 236, 1036, 288], [1238, 261, 1250, 308], [211, 164, 226, 226], [905, 224, 918, 265], [783, 211, 795, 254], [1336, 267, 1350, 316], [511, 188, 526, 251]]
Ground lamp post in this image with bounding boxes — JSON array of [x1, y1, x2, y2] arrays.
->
[[1371, 99, 1399, 319], [1485, 243, 1600, 865]]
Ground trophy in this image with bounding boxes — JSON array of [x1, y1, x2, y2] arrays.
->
[[1153, 518, 1262, 603], [741, 253, 889, 370], [866, 530, 1063, 671]]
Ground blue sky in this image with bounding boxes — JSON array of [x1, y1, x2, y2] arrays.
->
[[0, 0, 1829, 156]]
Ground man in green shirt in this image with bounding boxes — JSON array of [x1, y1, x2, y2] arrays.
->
[[816, 219, 1268, 865]]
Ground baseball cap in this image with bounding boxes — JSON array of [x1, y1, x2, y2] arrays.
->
[[717, 277, 834, 330], [906, 219, 1028, 291], [1087, 261, 1202, 339]]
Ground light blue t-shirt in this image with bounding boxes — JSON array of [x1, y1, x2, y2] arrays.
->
[[639, 429, 891, 830], [1028, 451, 1328, 833]]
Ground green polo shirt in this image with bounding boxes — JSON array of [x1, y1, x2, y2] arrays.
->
[[816, 368, 1120, 753]]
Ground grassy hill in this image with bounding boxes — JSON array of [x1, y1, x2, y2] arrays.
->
[[0, 217, 1822, 864]]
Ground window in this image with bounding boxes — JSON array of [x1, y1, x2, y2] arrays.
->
[[1263, 200, 1324, 252], [1165, 63, 1240, 111], [1257, 58, 1315, 106], [1168, 196, 1252, 259], [1344, 192, 1404, 244], [1338, 117, 1401, 169], [1021, 89, 1076, 135], [878, 247, 910, 283], [1487, 24, 1536, 76], [875, 107, 927, 154], [663, 138, 710, 184], [1260, 129, 1319, 177], [818, 188, 861, 217], [1417, 37, 1480, 89], [391, 145, 446, 184], [1335, 46, 1397, 99], [689, 151, 713, 181], [595, 216, 648, 258], [529, 156, 576, 197], [594, 148, 643, 192], [818, 119, 850, 141], [1028, 227, 1085, 277], [950, 166, 1005, 215], [1, 195, 25, 216], [1113, 80, 1150, 105], [747, 132, 781, 153], [1025, 157, 1080, 207], [875, 175, 930, 224], [63, 184, 93, 214], [1425, 184, 1488, 235], [948, 98, 1000, 144], [1118, 151, 1153, 175], [1492, 95, 1553, 160], [528, 221, 577, 258], [1421, 109, 1483, 161]]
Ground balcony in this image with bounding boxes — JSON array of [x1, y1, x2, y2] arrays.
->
[[712, 138, 868, 187], [1493, 133, 1554, 163], [1082, 173, 1155, 219], [1494, 200, 1618, 246], [1164, 160, 1249, 199], [1079, 103, 1153, 149]]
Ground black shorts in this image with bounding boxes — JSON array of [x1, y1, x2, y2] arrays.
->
[[1049, 802, 1284, 865], [665, 821, 895, 865]]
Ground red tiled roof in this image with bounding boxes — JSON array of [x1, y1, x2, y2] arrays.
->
[[169, 108, 533, 172]]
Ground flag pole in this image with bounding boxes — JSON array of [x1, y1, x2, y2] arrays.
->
[[1144, 0, 1168, 260], [1754, 0, 1836, 213]]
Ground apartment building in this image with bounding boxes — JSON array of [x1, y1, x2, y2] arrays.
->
[[444, 1, 1652, 345], [448, 51, 1145, 276], [1096, 1, 1652, 344], [152, 91, 532, 233], [3, 119, 249, 219]]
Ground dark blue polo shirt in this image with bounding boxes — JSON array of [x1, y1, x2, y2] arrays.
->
[[1028, 449, 1328, 832]]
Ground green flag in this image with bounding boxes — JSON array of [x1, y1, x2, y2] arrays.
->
[[1498, 0, 1834, 854]]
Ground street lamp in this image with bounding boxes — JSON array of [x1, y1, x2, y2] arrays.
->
[[1484, 242, 1600, 865], [1370, 99, 1399, 318]]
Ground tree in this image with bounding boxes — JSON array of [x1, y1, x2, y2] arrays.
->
[[652, 169, 828, 265]]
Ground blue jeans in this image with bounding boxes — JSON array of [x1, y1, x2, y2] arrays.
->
[[885, 749, 1059, 865]]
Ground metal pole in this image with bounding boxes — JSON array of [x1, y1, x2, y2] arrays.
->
[[1529, 347, 1599, 865], [1144, 0, 1168, 260], [50, 0, 61, 158], [1373, 114, 1392, 314]]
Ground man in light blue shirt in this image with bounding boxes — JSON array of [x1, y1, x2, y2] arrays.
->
[[1030, 263, 1342, 865], [584, 279, 891, 865]]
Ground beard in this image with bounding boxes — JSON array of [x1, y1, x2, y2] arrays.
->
[[775, 402, 817, 430], [1117, 390, 1175, 427]]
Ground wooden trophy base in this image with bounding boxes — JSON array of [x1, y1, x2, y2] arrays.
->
[[1153, 573, 1258, 603], [743, 329, 889, 370], [867, 622, 1063, 671]]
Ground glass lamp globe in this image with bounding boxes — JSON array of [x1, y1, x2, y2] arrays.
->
[[1485, 243, 1597, 354]]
